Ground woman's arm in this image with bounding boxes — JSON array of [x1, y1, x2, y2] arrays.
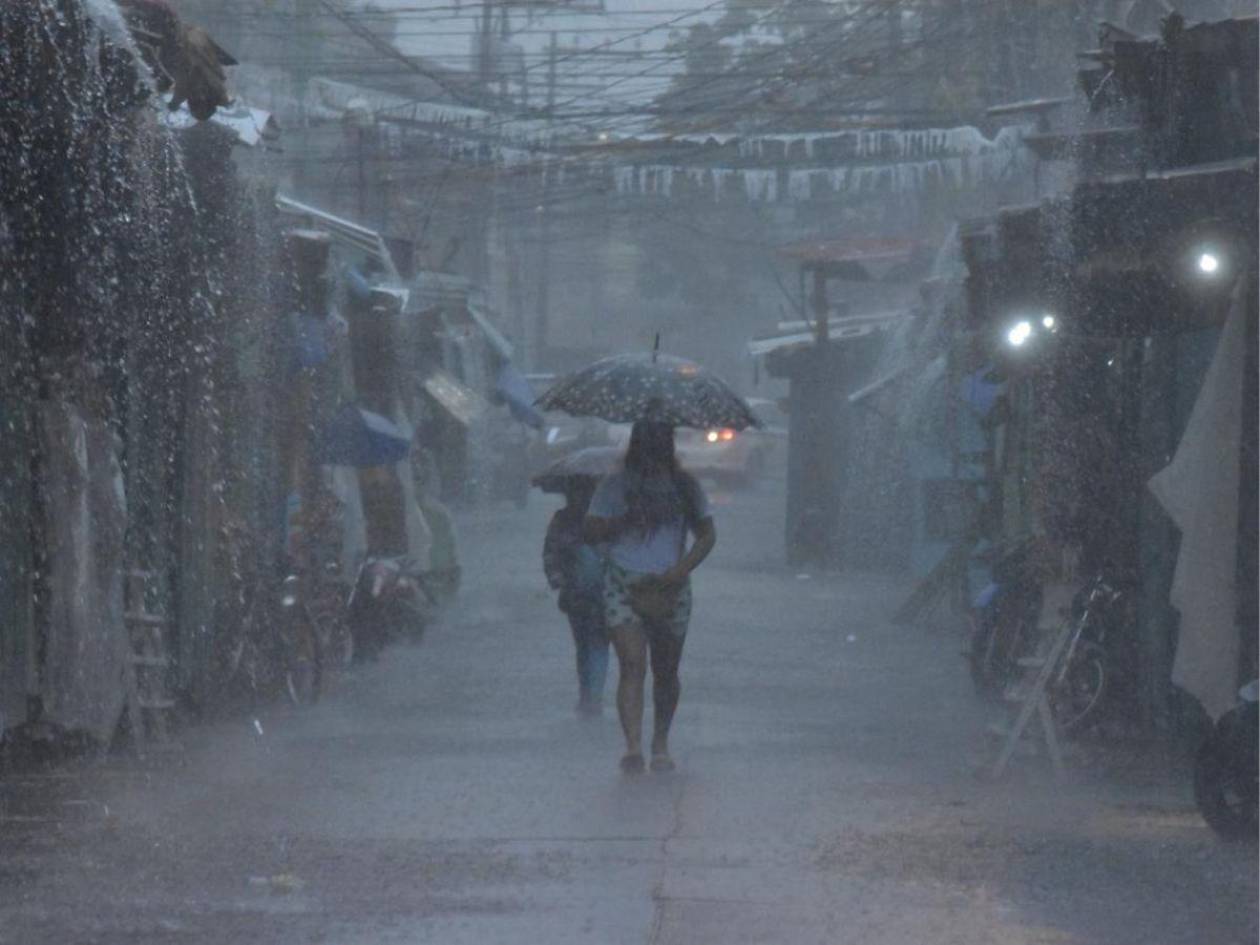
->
[[583, 474, 626, 544], [660, 516, 716, 586]]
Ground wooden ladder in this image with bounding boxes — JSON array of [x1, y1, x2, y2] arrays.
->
[[123, 570, 177, 749], [987, 619, 1072, 780], [985, 582, 1082, 780]]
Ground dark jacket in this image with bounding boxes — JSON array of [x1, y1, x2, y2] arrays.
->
[[544, 506, 604, 617]]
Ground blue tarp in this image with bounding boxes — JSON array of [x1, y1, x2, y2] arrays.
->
[[496, 363, 545, 429], [344, 264, 374, 302], [319, 405, 411, 467], [293, 313, 330, 368], [959, 366, 1003, 418]]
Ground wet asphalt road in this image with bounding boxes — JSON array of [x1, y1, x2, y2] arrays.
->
[[1, 476, 1256, 944]]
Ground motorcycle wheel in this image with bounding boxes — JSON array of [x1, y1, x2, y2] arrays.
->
[[315, 612, 355, 671], [327, 621, 355, 670], [1194, 713, 1259, 842], [347, 598, 390, 664], [1051, 642, 1107, 735]]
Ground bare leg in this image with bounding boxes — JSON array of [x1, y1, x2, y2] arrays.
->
[[649, 628, 686, 760], [610, 624, 647, 763]]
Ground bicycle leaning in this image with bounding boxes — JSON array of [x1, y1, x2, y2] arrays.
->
[[971, 558, 1135, 736], [224, 570, 324, 706]]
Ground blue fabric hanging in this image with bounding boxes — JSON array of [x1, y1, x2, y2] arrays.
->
[[496, 362, 545, 429], [294, 313, 330, 368], [319, 404, 411, 467]]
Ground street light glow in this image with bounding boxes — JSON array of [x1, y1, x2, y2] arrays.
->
[[1042, 315, 1056, 330], [1197, 251, 1220, 275], [1007, 320, 1033, 347]]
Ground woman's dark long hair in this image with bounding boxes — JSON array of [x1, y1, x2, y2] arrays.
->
[[622, 421, 687, 533], [624, 420, 678, 476]]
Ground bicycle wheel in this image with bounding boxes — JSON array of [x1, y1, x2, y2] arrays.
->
[[1051, 642, 1107, 734], [280, 605, 323, 706], [224, 594, 273, 701]]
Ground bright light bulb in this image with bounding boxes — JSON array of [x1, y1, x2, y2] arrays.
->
[[1042, 315, 1056, 330], [1198, 252, 1220, 275], [1007, 321, 1033, 347]]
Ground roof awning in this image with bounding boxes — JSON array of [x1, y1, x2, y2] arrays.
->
[[466, 302, 514, 360], [411, 270, 474, 305], [777, 237, 922, 281], [748, 310, 904, 358], [848, 364, 908, 405], [276, 195, 402, 283], [421, 369, 489, 428], [161, 99, 279, 147]]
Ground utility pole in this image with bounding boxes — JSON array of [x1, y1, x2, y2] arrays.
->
[[356, 126, 366, 220], [533, 31, 557, 368], [292, 0, 317, 196], [479, 0, 494, 91], [498, 9, 511, 102], [474, 0, 496, 317]]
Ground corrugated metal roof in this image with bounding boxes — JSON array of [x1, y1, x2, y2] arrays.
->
[[275, 195, 402, 283]]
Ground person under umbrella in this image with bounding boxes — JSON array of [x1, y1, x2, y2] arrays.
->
[[538, 349, 754, 773], [541, 475, 610, 717], [536, 448, 624, 716], [585, 421, 716, 774]]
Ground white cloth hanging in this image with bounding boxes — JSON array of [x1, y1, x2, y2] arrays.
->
[[1148, 276, 1248, 720]]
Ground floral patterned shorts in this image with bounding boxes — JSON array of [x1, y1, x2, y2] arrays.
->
[[604, 561, 693, 637]]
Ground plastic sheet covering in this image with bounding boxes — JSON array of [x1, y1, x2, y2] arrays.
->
[[328, 466, 368, 579], [38, 402, 130, 743], [399, 458, 435, 571], [1148, 277, 1247, 720], [329, 451, 434, 572]]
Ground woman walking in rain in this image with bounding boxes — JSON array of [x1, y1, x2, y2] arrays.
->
[[585, 421, 716, 774]]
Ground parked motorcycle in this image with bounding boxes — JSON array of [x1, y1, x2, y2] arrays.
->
[[1045, 573, 1132, 734], [969, 538, 1044, 701], [1194, 679, 1259, 841], [346, 555, 436, 662]]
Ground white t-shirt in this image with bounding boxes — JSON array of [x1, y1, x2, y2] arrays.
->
[[588, 470, 710, 575]]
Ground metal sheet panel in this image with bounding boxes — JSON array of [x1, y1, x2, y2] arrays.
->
[[422, 369, 489, 427]]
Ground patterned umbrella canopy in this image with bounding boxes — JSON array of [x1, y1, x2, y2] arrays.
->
[[535, 353, 759, 430], [531, 446, 623, 493]]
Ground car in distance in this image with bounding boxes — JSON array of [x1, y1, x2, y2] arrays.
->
[[605, 397, 787, 486]]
